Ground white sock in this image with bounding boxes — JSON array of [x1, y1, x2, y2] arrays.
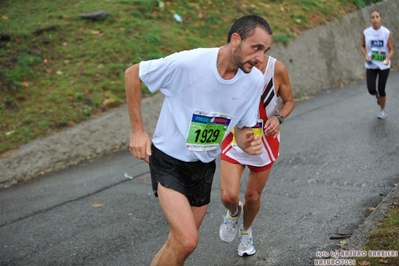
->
[[229, 207, 239, 217], [241, 225, 251, 231]]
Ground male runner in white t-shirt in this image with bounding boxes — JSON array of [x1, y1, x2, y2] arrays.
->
[[125, 15, 273, 266], [219, 54, 295, 256]]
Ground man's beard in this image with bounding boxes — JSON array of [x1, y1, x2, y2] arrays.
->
[[233, 45, 253, 74], [237, 61, 250, 74]]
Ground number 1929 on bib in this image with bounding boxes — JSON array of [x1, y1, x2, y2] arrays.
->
[[186, 111, 232, 151]]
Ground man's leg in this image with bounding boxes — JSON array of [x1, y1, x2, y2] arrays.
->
[[235, 167, 272, 256], [220, 160, 245, 214], [219, 160, 245, 242], [242, 167, 272, 228], [366, 68, 378, 96], [151, 184, 207, 266], [377, 69, 390, 110]]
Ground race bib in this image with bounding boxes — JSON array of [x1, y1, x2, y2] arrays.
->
[[186, 111, 232, 151], [371, 50, 386, 61]]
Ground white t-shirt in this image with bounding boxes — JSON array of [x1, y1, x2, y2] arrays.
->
[[139, 47, 264, 163], [363, 26, 391, 70]]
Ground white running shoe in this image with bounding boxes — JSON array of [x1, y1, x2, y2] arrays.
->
[[219, 201, 243, 242], [378, 110, 387, 119], [238, 226, 256, 256]]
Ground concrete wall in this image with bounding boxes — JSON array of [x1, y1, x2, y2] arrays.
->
[[1, 0, 398, 187]]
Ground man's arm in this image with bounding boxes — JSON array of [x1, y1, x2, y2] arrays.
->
[[125, 64, 152, 163], [264, 60, 295, 137]]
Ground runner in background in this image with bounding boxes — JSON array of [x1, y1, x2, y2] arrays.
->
[[219, 54, 295, 256], [360, 9, 394, 119]]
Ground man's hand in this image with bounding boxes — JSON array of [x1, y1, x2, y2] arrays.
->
[[238, 130, 262, 155], [129, 131, 152, 163], [264, 116, 280, 138]]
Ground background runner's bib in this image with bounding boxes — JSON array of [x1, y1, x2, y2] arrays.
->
[[371, 49, 386, 61]]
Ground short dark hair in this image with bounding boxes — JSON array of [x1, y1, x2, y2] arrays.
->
[[370, 9, 381, 17], [226, 15, 273, 43]]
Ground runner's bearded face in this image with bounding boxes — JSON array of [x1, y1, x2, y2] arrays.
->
[[232, 28, 272, 74], [233, 42, 259, 74]]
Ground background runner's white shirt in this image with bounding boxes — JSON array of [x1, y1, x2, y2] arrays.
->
[[139, 47, 264, 163], [363, 26, 391, 70], [222, 56, 280, 167]]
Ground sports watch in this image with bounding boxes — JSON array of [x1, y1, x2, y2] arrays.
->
[[275, 114, 284, 124]]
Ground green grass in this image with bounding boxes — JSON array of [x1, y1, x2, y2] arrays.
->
[[0, 0, 382, 154], [357, 195, 399, 266]]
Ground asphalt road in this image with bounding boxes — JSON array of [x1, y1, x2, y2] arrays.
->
[[1, 71, 399, 266]]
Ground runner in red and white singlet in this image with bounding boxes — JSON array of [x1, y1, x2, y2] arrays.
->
[[219, 55, 295, 257]]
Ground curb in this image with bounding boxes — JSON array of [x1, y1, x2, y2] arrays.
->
[[0, 93, 164, 188], [343, 183, 399, 250]]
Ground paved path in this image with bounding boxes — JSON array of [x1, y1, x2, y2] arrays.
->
[[1, 71, 399, 266]]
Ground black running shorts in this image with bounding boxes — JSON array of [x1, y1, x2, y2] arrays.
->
[[149, 144, 216, 207]]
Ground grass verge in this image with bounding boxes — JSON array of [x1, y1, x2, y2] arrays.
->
[[357, 194, 399, 266]]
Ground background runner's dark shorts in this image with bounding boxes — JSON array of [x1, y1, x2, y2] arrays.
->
[[149, 144, 216, 207]]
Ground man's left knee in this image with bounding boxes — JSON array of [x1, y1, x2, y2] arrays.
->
[[245, 191, 262, 204]]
